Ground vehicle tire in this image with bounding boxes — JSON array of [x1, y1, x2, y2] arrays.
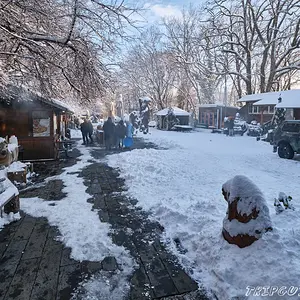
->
[[278, 143, 294, 159]]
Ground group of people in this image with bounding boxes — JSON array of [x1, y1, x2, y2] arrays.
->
[[103, 117, 132, 150], [81, 116, 133, 150]]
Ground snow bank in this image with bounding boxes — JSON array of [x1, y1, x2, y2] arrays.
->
[[70, 129, 83, 139], [0, 211, 21, 228], [7, 161, 27, 172], [222, 175, 272, 237], [0, 176, 20, 227], [106, 129, 300, 299]]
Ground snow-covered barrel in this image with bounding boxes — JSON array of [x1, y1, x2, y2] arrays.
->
[[221, 175, 272, 248]]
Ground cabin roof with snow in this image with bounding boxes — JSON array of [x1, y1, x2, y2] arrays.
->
[[155, 107, 191, 116], [237, 89, 300, 107], [276, 90, 300, 108], [0, 85, 74, 113], [198, 103, 239, 109]]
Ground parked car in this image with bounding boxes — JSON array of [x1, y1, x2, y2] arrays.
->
[[247, 120, 262, 137], [272, 120, 300, 159], [256, 120, 276, 142]]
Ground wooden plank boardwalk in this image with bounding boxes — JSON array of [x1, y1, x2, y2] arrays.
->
[[0, 215, 83, 300], [0, 138, 210, 300]]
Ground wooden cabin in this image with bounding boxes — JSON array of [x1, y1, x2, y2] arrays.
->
[[237, 92, 277, 124], [155, 107, 191, 130], [237, 90, 300, 124], [198, 104, 239, 129], [0, 86, 73, 160]]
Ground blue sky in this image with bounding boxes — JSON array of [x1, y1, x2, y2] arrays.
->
[[121, 0, 206, 39], [137, 0, 205, 23]]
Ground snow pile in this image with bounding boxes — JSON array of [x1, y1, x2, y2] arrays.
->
[[0, 167, 6, 178], [70, 129, 83, 139], [0, 135, 18, 152], [0, 176, 19, 196], [0, 176, 20, 227], [155, 107, 190, 116], [222, 175, 272, 237], [0, 210, 21, 228], [106, 129, 300, 299], [72, 270, 131, 300], [7, 161, 27, 172]]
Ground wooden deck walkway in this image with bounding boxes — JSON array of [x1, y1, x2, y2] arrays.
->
[[0, 138, 209, 300], [0, 214, 103, 300]]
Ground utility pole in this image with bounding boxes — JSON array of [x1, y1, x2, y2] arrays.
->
[[224, 74, 228, 119]]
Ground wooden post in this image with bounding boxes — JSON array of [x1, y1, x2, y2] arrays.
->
[[260, 109, 264, 124]]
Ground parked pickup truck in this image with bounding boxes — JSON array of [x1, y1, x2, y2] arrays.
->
[[272, 120, 300, 159]]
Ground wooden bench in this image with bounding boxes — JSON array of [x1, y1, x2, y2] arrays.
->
[[0, 179, 19, 218]]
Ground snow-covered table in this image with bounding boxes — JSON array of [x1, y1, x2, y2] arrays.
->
[[0, 178, 19, 217], [7, 161, 28, 183]]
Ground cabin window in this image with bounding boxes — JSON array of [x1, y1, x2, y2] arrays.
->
[[252, 106, 260, 114], [268, 106, 275, 114], [32, 111, 51, 137], [248, 104, 261, 114]]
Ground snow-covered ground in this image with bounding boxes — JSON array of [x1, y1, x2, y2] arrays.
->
[[106, 129, 300, 300], [2, 128, 300, 299]]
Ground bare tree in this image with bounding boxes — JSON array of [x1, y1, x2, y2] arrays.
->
[[164, 7, 222, 105], [0, 0, 140, 104], [120, 26, 177, 110], [207, 0, 300, 96]]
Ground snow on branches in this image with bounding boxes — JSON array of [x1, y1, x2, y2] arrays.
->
[[0, 0, 139, 103]]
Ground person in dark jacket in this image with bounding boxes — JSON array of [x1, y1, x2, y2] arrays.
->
[[115, 120, 127, 148], [80, 119, 89, 145], [228, 117, 235, 136], [87, 119, 94, 144], [103, 117, 115, 150]]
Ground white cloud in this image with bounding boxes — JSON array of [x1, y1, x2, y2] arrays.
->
[[149, 4, 182, 19], [124, 2, 183, 32]]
